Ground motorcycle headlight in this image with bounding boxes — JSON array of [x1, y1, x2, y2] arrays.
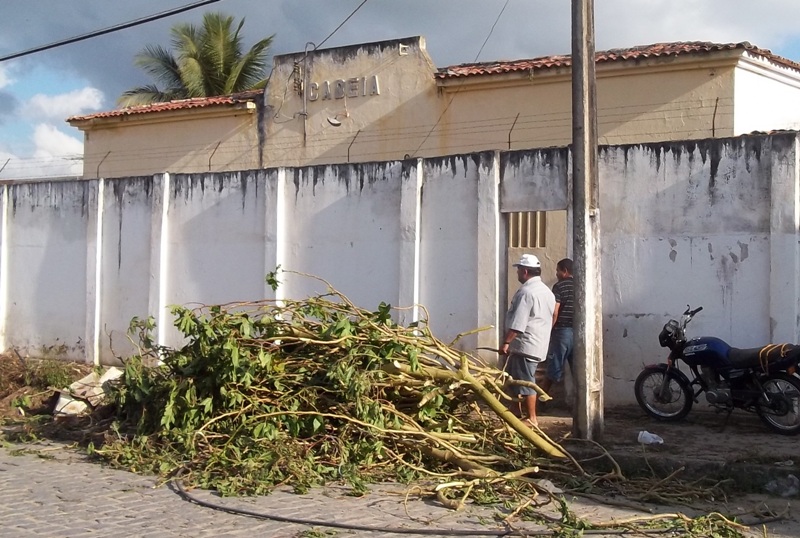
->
[[658, 319, 679, 348]]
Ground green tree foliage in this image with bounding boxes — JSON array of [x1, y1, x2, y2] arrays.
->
[[118, 12, 274, 107]]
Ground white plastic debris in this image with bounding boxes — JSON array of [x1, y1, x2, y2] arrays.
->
[[637, 430, 664, 445], [765, 474, 799, 498], [53, 367, 124, 415]]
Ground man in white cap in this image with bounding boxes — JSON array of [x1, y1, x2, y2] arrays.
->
[[500, 253, 555, 427]]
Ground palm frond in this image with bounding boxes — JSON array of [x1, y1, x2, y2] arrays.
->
[[117, 85, 182, 107], [133, 45, 183, 92], [121, 11, 273, 102]]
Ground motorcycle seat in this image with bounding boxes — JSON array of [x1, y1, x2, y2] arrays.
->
[[729, 344, 800, 369], [727, 347, 765, 367]]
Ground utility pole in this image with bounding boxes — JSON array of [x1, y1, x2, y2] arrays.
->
[[571, 0, 604, 440]]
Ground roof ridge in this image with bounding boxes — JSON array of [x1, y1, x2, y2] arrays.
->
[[437, 41, 800, 79], [68, 90, 263, 123]]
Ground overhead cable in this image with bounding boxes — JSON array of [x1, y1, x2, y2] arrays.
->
[[410, 0, 512, 158], [0, 0, 224, 62], [316, 0, 370, 50]]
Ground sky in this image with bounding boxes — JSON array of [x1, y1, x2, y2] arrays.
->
[[2, 0, 800, 180]]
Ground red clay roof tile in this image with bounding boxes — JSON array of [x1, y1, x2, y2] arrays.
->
[[436, 41, 800, 79], [67, 89, 262, 122]]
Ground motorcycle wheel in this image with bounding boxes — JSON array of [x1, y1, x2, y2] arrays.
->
[[634, 368, 693, 421], [755, 373, 800, 435]]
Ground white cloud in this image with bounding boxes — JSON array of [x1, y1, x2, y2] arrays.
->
[[32, 123, 83, 156], [0, 123, 83, 180], [23, 87, 104, 122], [0, 64, 12, 89]]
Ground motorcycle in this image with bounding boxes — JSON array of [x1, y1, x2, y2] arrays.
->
[[634, 305, 800, 435]]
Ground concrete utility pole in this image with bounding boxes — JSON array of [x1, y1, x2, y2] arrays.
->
[[571, 0, 604, 440]]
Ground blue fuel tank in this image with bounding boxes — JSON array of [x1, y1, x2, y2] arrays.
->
[[681, 336, 731, 368]]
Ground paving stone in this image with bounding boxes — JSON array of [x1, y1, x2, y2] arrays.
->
[[1, 438, 797, 538]]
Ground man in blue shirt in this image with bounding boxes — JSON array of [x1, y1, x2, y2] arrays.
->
[[500, 254, 555, 427], [540, 258, 575, 402]]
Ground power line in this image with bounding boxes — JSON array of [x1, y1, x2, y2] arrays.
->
[[0, 0, 224, 63], [475, 0, 510, 62], [316, 0, 370, 50], [410, 0, 511, 158]]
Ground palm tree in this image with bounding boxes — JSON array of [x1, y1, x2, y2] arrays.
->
[[118, 12, 274, 107]]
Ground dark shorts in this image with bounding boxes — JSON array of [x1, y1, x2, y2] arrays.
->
[[507, 353, 542, 396], [546, 327, 574, 382]]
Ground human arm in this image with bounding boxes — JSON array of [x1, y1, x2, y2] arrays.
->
[[499, 329, 521, 355], [552, 302, 561, 327]]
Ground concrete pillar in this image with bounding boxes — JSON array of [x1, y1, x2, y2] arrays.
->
[[265, 168, 287, 302], [476, 152, 501, 360], [769, 134, 800, 343], [148, 173, 171, 348], [398, 159, 423, 325], [84, 179, 103, 365]]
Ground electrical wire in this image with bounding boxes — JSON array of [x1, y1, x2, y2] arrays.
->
[[475, 0, 511, 62], [316, 0, 370, 50], [0, 0, 224, 62], [409, 0, 512, 158]]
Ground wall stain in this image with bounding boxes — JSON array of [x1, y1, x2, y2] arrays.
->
[[276, 36, 420, 67], [108, 177, 153, 271], [500, 148, 568, 185], [708, 242, 714, 261], [737, 240, 749, 262], [717, 255, 736, 308], [10, 181, 91, 217], [668, 238, 678, 262], [292, 161, 397, 198]]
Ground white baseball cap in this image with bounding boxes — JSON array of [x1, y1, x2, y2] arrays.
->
[[513, 254, 541, 268]]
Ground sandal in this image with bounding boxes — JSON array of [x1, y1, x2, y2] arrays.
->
[[521, 417, 539, 428]]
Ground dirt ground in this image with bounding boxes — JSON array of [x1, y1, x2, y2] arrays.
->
[[0, 354, 94, 421], [539, 402, 798, 468]]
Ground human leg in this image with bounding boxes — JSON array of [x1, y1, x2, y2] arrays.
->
[[544, 328, 573, 388], [522, 394, 538, 426], [506, 353, 541, 426]]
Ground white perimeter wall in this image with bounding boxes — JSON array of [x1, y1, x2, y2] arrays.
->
[[0, 134, 797, 406], [600, 136, 799, 403], [3, 182, 92, 360]]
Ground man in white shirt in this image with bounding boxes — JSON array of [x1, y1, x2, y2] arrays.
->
[[499, 254, 555, 427]]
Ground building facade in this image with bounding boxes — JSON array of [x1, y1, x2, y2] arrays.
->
[[69, 38, 800, 177]]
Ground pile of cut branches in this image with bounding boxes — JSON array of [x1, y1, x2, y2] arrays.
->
[[68, 271, 764, 536], [94, 271, 574, 503]]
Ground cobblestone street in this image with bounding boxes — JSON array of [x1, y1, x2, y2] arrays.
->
[[1, 435, 798, 538]]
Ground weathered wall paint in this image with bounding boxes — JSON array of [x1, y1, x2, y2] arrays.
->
[[100, 177, 154, 361], [3, 133, 798, 408], [264, 37, 440, 167], [599, 134, 797, 404], [5, 181, 91, 359], [419, 154, 483, 350], [500, 148, 570, 213], [281, 161, 406, 311]]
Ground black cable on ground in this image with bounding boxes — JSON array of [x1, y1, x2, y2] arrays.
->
[[171, 477, 688, 536]]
